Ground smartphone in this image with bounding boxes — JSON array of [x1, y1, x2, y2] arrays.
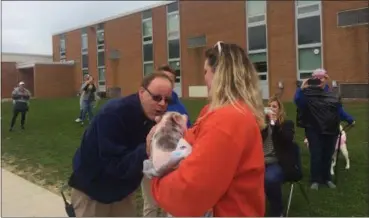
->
[[307, 78, 321, 86]]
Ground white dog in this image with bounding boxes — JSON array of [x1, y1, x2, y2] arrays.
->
[[303, 125, 350, 176]]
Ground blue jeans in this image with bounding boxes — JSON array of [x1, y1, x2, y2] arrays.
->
[[305, 128, 337, 184], [81, 100, 93, 122], [265, 163, 284, 216]]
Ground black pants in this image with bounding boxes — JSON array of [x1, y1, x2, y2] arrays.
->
[[10, 110, 27, 128], [305, 128, 337, 184]]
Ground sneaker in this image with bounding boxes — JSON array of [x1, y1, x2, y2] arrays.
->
[[75, 118, 82, 123], [326, 181, 336, 189], [310, 182, 319, 190], [21, 125, 25, 130], [80, 122, 84, 127]]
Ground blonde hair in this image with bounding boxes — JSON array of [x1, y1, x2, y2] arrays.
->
[[268, 95, 286, 124], [205, 42, 266, 129]]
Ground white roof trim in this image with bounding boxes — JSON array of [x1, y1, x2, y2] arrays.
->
[[53, 1, 175, 36], [2, 52, 52, 58], [16, 60, 75, 69]]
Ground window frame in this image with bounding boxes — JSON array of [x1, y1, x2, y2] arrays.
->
[[142, 10, 154, 77], [96, 25, 106, 89], [337, 7, 369, 28], [166, 3, 181, 85], [246, 0, 268, 81], [81, 53, 89, 69], [295, 0, 324, 80], [81, 33, 88, 53]]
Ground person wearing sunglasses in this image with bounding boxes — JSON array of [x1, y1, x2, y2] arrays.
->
[[67, 72, 173, 217], [140, 64, 191, 217], [147, 42, 266, 216]]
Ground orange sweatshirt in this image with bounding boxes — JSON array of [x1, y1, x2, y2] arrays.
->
[[152, 103, 265, 217]]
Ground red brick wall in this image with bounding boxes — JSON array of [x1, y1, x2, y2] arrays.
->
[[105, 13, 143, 96], [1, 62, 18, 98], [34, 64, 76, 98], [51, 1, 368, 100], [322, 1, 369, 84]]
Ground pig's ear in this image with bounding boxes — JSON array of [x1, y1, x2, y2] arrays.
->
[[171, 113, 183, 125]]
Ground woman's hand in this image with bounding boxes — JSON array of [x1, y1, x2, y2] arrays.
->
[[146, 125, 157, 157]]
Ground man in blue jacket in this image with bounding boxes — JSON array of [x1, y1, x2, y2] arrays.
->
[[68, 72, 173, 217], [294, 68, 355, 190], [141, 64, 191, 217]]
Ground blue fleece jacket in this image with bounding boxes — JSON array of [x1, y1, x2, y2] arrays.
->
[[294, 84, 354, 124], [69, 94, 155, 204], [167, 91, 191, 127]]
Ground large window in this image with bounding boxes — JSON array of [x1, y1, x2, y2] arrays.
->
[[81, 34, 88, 51], [167, 2, 181, 86], [96, 23, 106, 91], [247, 0, 266, 17], [142, 9, 153, 76], [143, 63, 154, 76], [143, 43, 153, 62], [247, 0, 268, 82], [248, 25, 267, 51], [82, 54, 88, 69], [168, 39, 180, 59], [297, 16, 321, 45], [59, 34, 66, 60], [295, 1, 322, 80]]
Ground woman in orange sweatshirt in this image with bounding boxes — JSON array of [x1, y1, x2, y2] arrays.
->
[[148, 42, 266, 217]]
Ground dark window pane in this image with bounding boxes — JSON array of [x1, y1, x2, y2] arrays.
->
[[248, 25, 266, 50], [97, 31, 104, 45], [167, 2, 179, 13], [97, 23, 104, 30], [98, 52, 105, 67], [298, 16, 321, 45], [143, 43, 153, 62], [338, 7, 368, 26], [253, 61, 267, 73], [142, 10, 152, 19], [82, 54, 88, 68], [168, 39, 180, 59], [259, 74, 267, 80], [81, 28, 87, 34]]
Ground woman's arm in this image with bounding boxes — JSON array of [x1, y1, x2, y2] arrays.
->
[[151, 122, 251, 216], [273, 120, 295, 143]]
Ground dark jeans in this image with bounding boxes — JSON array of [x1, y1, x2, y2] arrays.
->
[[265, 163, 284, 216], [81, 100, 93, 122], [10, 110, 27, 128], [305, 128, 337, 184], [78, 109, 83, 119]]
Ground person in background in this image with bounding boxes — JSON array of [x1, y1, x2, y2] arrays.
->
[[75, 74, 92, 123], [148, 42, 266, 216], [312, 68, 353, 120], [9, 81, 31, 131], [294, 69, 355, 190], [262, 95, 298, 217], [68, 72, 173, 217], [140, 65, 191, 217], [80, 76, 98, 126]]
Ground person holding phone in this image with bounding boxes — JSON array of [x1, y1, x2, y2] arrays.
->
[[294, 68, 355, 190]]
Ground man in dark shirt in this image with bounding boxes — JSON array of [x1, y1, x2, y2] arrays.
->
[[68, 72, 173, 217]]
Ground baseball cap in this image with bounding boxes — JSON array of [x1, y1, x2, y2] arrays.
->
[[312, 68, 328, 79], [19, 81, 25, 85]]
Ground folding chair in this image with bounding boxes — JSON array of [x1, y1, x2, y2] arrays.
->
[[284, 143, 311, 217]]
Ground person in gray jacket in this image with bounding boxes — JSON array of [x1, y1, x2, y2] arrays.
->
[[75, 74, 91, 123], [9, 81, 31, 131]]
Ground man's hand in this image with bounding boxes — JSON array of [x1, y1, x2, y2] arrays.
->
[[301, 79, 309, 90], [146, 125, 157, 157]]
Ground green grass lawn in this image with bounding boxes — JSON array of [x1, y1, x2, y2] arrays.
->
[[1, 97, 368, 216]]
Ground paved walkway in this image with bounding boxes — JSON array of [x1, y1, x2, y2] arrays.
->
[[1, 169, 67, 217]]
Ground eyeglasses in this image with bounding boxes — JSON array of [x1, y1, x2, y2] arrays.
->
[[214, 41, 224, 54], [145, 88, 173, 104]]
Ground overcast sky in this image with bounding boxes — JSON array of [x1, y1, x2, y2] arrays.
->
[[2, 1, 161, 55]]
